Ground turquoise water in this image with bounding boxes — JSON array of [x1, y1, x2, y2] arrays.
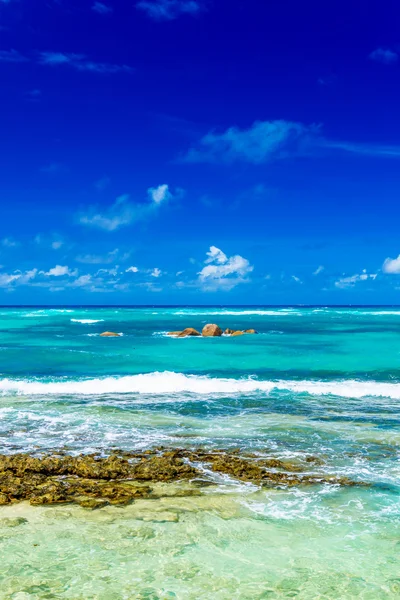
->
[[0, 306, 400, 599]]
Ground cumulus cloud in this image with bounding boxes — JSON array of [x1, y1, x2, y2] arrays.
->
[[369, 48, 398, 64], [198, 245, 253, 291], [42, 265, 77, 277], [126, 266, 139, 273], [147, 184, 172, 204], [137, 0, 203, 21], [183, 119, 400, 164], [92, 2, 113, 14], [150, 267, 162, 278], [38, 52, 133, 75], [335, 269, 377, 289], [382, 255, 400, 274]]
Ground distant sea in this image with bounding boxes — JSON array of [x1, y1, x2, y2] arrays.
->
[[0, 306, 400, 599]]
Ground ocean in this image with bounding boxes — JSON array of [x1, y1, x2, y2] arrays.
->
[[0, 306, 399, 599]]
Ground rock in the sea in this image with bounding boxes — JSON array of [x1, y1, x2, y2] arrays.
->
[[0, 493, 10, 505], [231, 331, 244, 336], [167, 331, 182, 336], [177, 328, 201, 338], [100, 331, 121, 337], [224, 328, 234, 335], [202, 324, 222, 337], [244, 329, 257, 334]]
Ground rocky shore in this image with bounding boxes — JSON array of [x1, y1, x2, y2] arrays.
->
[[168, 323, 258, 338], [0, 448, 367, 509]]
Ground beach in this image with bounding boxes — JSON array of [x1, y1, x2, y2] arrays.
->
[[0, 306, 399, 598]]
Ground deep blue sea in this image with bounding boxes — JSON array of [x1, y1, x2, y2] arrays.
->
[[0, 306, 400, 599]]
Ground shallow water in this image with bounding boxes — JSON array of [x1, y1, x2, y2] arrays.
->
[[0, 306, 400, 598]]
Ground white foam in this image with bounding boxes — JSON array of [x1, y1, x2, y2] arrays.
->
[[71, 319, 104, 324], [0, 372, 399, 398], [173, 310, 300, 316]]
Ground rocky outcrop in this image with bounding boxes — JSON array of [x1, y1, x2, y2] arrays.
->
[[177, 328, 201, 337], [0, 448, 367, 508], [168, 325, 258, 338], [202, 323, 223, 337], [100, 331, 121, 337]]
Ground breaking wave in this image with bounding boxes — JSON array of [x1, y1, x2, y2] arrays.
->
[[0, 372, 399, 398]]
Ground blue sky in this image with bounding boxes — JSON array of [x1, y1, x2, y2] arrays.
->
[[1, 0, 400, 304]]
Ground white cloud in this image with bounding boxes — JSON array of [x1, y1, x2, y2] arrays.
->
[[92, 2, 113, 14], [79, 195, 136, 231], [70, 274, 92, 288], [292, 275, 302, 284], [148, 184, 172, 204], [0, 268, 37, 288], [43, 265, 77, 277], [150, 267, 162, 278], [137, 0, 203, 21], [38, 52, 133, 75], [382, 255, 400, 274], [51, 240, 63, 250], [183, 119, 400, 164], [335, 269, 377, 289], [198, 245, 253, 291], [79, 184, 178, 231], [313, 265, 324, 275], [369, 48, 398, 65], [126, 266, 139, 273], [205, 246, 228, 264]]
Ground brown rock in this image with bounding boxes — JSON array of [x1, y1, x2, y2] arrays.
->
[[202, 324, 222, 337], [0, 493, 10, 505], [224, 329, 234, 335], [100, 332, 121, 337], [177, 328, 201, 338], [244, 329, 257, 334], [231, 331, 244, 336], [167, 331, 182, 336]]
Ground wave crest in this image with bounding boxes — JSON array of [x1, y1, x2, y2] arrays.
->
[[0, 372, 399, 398]]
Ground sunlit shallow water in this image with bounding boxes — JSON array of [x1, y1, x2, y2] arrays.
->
[[0, 306, 400, 598]]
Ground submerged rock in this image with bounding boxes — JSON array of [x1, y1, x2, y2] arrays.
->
[[231, 331, 244, 336], [167, 331, 182, 336], [202, 324, 223, 337], [99, 331, 121, 337], [244, 329, 257, 334], [0, 517, 28, 527]]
